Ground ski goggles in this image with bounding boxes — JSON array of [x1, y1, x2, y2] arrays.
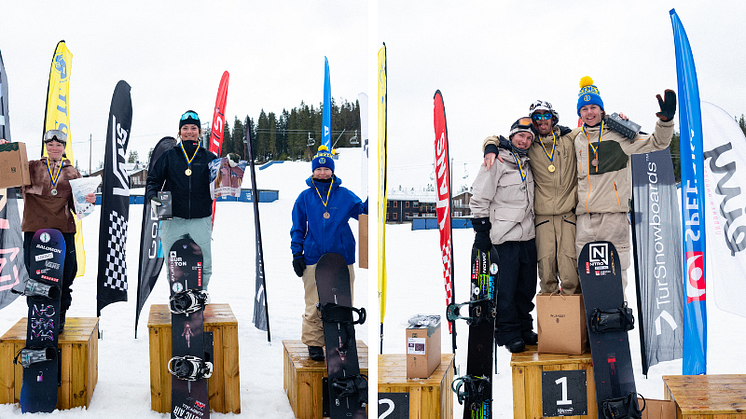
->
[[532, 113, 553, 121], [509, 117, 534, 137], [43, 129, 67, 145], [181, 111, 199, 121]]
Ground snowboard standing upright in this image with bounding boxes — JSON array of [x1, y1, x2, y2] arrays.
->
[[17, 229, 65, 413], [315, 253, 367, 419], [168, 237, 213, 419], [448, 246, 498, 419], [578, 241, 642, 419]]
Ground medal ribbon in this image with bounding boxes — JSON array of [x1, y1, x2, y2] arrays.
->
[[538, 130, 557, 163], [180, 141, 200, 170], [313, 177, 334, 211], [582, 119, 605, 172], [511, 151, 528, 183], [46, 158, 63, 190]]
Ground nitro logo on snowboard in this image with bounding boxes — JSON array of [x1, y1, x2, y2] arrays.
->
[[587, 243, 616, 276], [686, 251, 705, 303]]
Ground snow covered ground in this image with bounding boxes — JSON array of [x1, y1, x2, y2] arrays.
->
[[2, 145, 746, 418]]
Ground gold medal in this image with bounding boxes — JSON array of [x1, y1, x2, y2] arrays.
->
[[548, 164, 556, 173], [591, 159, 599, 167], [51, 188, 58, 196], [323, 211, 331, 219], [185, 168, 192, 176]]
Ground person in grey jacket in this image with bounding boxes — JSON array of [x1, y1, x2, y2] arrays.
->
[[470, 117, 537, 354]]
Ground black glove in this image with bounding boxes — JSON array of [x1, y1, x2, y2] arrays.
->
[[655, 89, 676, 122], [472, 217, 492, 252], [292, 253, 306, 277]]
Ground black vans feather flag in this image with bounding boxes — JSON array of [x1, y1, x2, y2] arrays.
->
[[97, 81, 132, 317]]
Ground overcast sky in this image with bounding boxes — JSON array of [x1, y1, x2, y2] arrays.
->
[[1, 1, 367, 172], [2, 1, 744, 185], [378, 1, 746, 185]]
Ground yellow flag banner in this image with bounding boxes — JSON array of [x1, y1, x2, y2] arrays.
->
[[377, 43, 387, 353], [43, 40, 85, 277]]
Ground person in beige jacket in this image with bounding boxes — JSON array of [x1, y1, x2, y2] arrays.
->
[[470, 117, 536, 354], [574, 76, 676, 292], [484, 101, 582, 295]]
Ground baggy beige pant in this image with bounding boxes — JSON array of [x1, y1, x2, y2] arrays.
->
[[575, 212, 631, 295], [536, 212, 580, 294], [301, 263, 356, 347]]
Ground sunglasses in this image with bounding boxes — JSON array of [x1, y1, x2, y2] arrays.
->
[[181, 111, 199, 121], [44, 129, 67, 143], [532, 113, 553, 121]]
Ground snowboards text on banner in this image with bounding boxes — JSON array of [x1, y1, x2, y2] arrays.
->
[[245, 117, 270, 337], [670, 8, 707, 375], [377, 43, 388, 353], [322, 57, 332, 151], [96, 80, 132, 317], [42, 40, 86, 278], [209, 71, 229, 223], [630, 149, 683, 374], [434, 90, 456, 352], [701, 101, 746, 318], [135, 136, 177, 336], [0, 48, 29, 310]]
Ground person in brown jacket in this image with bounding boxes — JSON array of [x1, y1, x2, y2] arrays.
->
[[1, 131, 95, 332], [484, 101, 581, 295]]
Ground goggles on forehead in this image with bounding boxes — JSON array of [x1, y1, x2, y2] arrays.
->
[[514, 117, 533, 129], [181, 111, 199, 121], [44, 129, 67, 144]]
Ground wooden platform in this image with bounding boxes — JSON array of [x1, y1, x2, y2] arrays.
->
[[511, 346, 595, 419], [664, 374, 746, 419], [378, 353, 454, 419], [283, 340, 368, 419], [148, 303, 240, 414], [0, 317, 99, 410]]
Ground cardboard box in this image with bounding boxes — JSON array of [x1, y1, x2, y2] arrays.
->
[[0, 142, 30, 189], [406, 318, 441, 379], [639, 398, 676, 419], [358, 214, 368, 269]]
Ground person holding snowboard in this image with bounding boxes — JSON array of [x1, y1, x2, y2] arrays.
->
[[483, 101, 582, 297], [573, 76, 676, 293], [290, 145, 368, 361], [2, 131, 96, 332], [470, 117, 537, 354], [145, 110, 238, 289]]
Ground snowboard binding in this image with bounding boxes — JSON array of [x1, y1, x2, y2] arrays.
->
[[331, 374, 368, 407], [12, 279, 60, 300], [13, 347, 57, 368], [446, 298, 496, 326], [168, 355, 214, 381], [169, 289, 210, 315], [317, 302, 366, 325], [590, 303, 635, 333], [452, 375, 491, 409], [601, 392, 645, 419]]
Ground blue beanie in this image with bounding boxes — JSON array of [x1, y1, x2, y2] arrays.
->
[[577, 76, 604, 116], [312, 145, 335, 172]]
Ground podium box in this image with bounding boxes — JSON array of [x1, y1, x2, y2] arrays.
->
[[379, 353, 454, 419]]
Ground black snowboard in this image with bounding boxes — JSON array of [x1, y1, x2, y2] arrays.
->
[[315, 253, 367, 419], [168, 237, 213, 419], [578, 241, 640, 419], [449, 245, 498, 419], [19, 229, 65, 413]]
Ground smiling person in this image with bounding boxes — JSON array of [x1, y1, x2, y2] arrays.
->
[[145, 110, 238, 290], [483, 101, 581, 296], [573, 77, 676, 293], [1, 131, 95, 332], [470, 117, 537, 354], [290, 145, 367, 361]]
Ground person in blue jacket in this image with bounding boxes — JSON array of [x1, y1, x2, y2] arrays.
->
[[290, 145, 367, 361]]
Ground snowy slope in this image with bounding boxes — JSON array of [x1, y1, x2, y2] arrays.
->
[[0, 148, 368, 418]]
